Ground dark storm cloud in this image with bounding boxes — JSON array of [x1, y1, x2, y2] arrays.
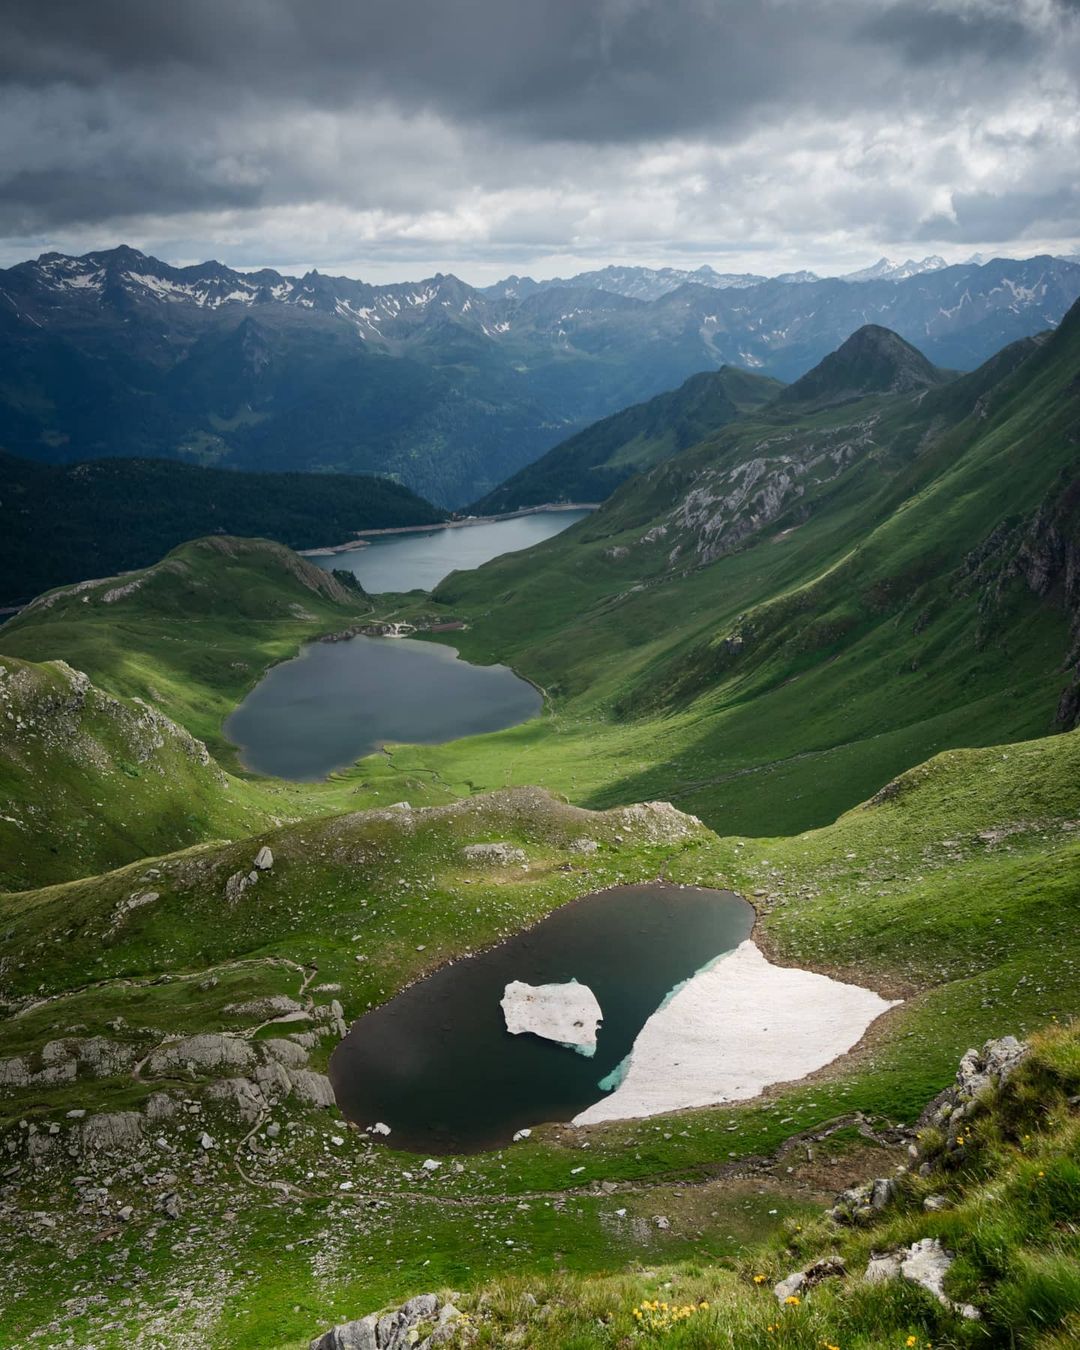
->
[[0, 0, 1077, 272]]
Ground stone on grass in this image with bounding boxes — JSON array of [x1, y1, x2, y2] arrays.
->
[[253, 846, 274, 870]]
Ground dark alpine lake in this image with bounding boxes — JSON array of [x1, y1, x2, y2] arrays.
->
[[310, 509, 592, 593], [224, 636, 541, 779], [329, 883, 754, 1153]]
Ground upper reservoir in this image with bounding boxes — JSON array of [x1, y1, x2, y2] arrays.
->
[[310, 508, 592, 593], [329, 883, 755, 1153], [224, 636, 540, 779]]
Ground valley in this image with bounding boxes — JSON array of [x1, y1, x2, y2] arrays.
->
[[1, 306, 1079, 1349]]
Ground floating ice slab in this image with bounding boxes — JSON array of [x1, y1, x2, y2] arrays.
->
[[573, 940, 900, 1124], [501, 979, 603, 1057]]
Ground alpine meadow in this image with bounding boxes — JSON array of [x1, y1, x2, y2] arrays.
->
[[1, 3, 1079, 1349]]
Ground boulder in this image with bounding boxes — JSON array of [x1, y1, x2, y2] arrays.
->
[[291, 1071, 336, 1108], [864, 1238, 979, 1319], [204, 1077, 267, 1123], [253, 846, 274, 870], [773, 1257, 846, 1303], [79, 1112, 144, 1156], [310, 1293, 453, 1350], [264, 1038, 310, 1068]]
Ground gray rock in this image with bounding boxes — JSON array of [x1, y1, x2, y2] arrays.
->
[[291, 1071, 336, 1108], [310, 1315, 378, 1350], [865, 1251, 903, 1284], [462, 842, 526, 865], [225, 871, 255, 902], [773, 1258, 845, 1304], [145, 1034, 256, 1079], [253, 846, 274, 870], [204, 1077, 266, 1123], [144, 1091, 178, 1121], [310, 1294, 448, 1350], [864, 1239, 979, 1319], [263, 1038, 310, 1068], [568, 837, 599, 854], [923, 1193, 947, 1211], [901, 1237, 979, 1318], [80, 1112, 144, 1156]]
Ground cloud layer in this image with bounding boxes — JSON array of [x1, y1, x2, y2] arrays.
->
[[2, 0, 1078, 280]]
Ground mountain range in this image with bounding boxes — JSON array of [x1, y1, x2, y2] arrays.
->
[[2, 245, 1079, 506]]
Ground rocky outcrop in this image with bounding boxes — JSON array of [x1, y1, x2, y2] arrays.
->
[[918, 1035, 1029, 1161], [145, 1034, 257, 1079], [0, 1037, 141, 1092], [79, 1112, 145, 1156], [290, 1071, 336, 1108], [865, 1238, 979, 1319], [461, 842, 526, 865], [773, 1257, 845, 1303], [311, 1293, 462, 1350], [609, 800, 702, 843]]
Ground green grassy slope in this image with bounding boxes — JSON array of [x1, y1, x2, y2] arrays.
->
[[0, 535, 371, 755], [1, 725, 1078, 1347], [401, 314, 1078, 836], [472, 364, 783, 513], [0, 452, 445, 606], [0, 538, 383, 887]]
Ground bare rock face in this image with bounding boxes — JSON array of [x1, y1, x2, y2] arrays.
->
[[501, 979, 603, 1056], [145, 1034, 256, 1079], [311, 1293, 461, 1350], [920, 1035, 1029, 1155], [290, 1070, 336, 1108], [864, 1238, 979, 1320], [609, 800, 702, 843], [462, 842, 526, 865], [253, 846, 274, 870], [79, 1112, 145, 1156]]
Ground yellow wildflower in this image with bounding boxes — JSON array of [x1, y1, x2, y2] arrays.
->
[[785, 1295, 801, 1306], [753, 1274, 767, 1284], [907, 1338, 918, 1348]]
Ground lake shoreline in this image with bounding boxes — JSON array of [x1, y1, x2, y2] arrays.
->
[[299, 502, 598, 555]]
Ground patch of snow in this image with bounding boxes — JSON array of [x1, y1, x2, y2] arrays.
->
[[573, 940, 899, 1124], [501, 979, 603, 1057]]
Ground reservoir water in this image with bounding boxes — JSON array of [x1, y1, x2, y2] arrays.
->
[[310, 509, 592, 593], [329, 884, 754, 1153], [224, 636, 541, 779]]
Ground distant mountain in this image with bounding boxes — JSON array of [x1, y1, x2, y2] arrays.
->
[[1, 245, 1078, 506], [841, 255, 948, 282], [777, 324, 950, 409], [0, 453, 443, 605], [474, 365, 783, 513], [481, 263, 808, 302]]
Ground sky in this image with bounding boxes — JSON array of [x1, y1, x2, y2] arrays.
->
[[1, 0, 1078, 285]]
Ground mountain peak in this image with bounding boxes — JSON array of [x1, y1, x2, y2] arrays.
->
[[778, 324, 948, 408]]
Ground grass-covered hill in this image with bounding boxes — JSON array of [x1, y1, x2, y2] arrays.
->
[[0, 537, 383, 888], [0, 452, 445, 607], [472, 365, 783, 513], [420, 308, 1078, 837], [1, 309, 1079, 1345], [1, 721, 1077, 1346]]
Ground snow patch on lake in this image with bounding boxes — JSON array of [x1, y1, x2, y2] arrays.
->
[[573, 940, 899, 1124], [501, 979, 603, 1057]]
